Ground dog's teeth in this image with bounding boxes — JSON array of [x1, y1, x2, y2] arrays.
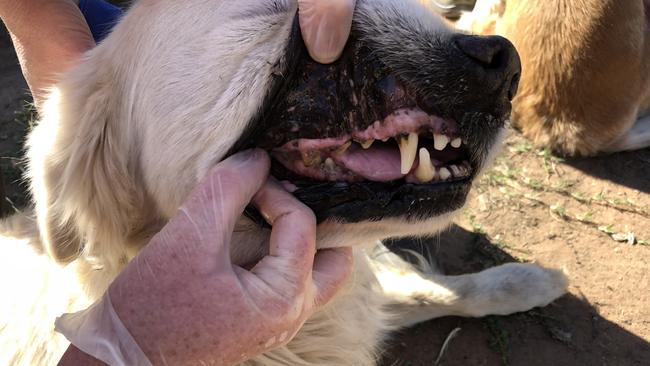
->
[[360, 139, 375, 149], [398, 133, 419, 174], [334, 141, 352, 155], [450, 164, 462, 176], [324, 158, 336, 169], [439, 167, 451, 180], [301, 151, 322, 167], [415, 148, 436, 182], [433, 134, 450, 151], [451, 137, 462, 148], [458, 165, 469, 176]]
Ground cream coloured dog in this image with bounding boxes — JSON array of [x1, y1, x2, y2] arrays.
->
[[0, 0, 568, 365], [458, 0, 650, 156]]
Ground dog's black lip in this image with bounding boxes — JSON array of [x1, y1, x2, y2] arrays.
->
[[299, 179, 471, 223], [245, 176, 472, 226]]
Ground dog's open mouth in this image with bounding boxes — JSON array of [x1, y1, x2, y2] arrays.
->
[[236, 22, 520, 223], [272, 108, 471, 185]]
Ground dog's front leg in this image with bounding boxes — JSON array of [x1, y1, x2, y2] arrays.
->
[[366, 242, 568, 328]]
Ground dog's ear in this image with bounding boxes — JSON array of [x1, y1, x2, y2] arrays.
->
[[27, 54, 146, 270]]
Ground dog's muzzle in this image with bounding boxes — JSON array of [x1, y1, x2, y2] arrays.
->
[[236, 19, 521, 223]]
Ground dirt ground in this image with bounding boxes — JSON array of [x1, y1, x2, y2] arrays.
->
[[380, 137, 650, 365], [1, 22, 649, 366]]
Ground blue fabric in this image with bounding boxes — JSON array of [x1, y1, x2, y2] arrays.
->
[[79, 0, 124, 43]]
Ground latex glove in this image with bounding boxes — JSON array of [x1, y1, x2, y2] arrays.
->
[[298, 0, 357, 63], [104, 149, 353, 365], [0, 0, 94, 110]]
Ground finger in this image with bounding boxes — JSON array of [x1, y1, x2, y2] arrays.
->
[[170, 149, 270, 257], [250, 180, 317, 293], [298, 0, 356, 64], [311, 247, 353, 308]]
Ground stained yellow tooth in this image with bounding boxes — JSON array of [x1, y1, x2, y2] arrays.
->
[[334, 141, 352, 155], [361, 139, 375, 149], [439, 167, 451, 180], [415, 148, 436, 182], [433, 133, 450, 151], [301, 151, 322, 167], [451, 137, 462, 148], [398, 133, 419, 174]]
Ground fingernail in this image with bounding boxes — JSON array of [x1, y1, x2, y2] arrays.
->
[[309, 22, 351, 64], [300, 0, 355, 64]]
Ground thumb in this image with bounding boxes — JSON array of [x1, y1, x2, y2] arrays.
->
[[298, 0, 356, 64], [161, 149, 270, 265]]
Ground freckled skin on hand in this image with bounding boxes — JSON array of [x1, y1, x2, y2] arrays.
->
[[103, 152, 351, 365]]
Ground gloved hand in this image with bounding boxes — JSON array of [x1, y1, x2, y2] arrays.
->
[[57, 149, 353, 366], [298, 0, 357, 64]]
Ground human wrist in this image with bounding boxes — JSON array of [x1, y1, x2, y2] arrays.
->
[[55, 292, 153, 366]]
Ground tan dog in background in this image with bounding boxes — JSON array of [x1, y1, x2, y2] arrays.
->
[[458, 0, 650, 156]]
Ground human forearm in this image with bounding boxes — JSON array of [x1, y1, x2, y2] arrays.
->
[[0, 0, 93, 109]]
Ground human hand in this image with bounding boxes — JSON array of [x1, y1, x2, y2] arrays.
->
[[298, 0, 356, 63], [106, 149, 353, 365], [0, 0, 94, 110]]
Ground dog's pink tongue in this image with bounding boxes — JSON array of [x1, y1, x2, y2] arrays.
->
[[332, 144, 403, 182]]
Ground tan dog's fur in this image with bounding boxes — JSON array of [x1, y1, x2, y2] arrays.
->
[[0, 1, 568, 365], [458, 0, 650, 156]]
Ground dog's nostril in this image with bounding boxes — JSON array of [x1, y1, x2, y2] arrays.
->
[[453, 34, 522, 102], [508, 72, 521, 101], [454, 35, 507, 69]]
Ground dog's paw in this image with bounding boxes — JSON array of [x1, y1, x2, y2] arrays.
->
[[465, 263, 569, 317]]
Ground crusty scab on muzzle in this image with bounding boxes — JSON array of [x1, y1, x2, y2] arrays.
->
[[234, 10, 521, 224]]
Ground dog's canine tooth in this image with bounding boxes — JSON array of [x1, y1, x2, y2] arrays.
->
[[433, 133, 450, 151], [415, 148, 436, 182], [360, 139, 375, 149], [439, 167, 452, 180], [398, 133, 419, 174], [451, 137, 462, 148]]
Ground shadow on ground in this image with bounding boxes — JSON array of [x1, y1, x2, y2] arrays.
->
[[563, 148, 650, 194], [381, 226, 650, 366]]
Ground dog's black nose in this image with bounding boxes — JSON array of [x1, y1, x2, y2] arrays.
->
[[453, 34, 522, 103]]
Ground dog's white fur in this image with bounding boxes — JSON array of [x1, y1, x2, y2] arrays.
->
[[0, 0, 568, 365]]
